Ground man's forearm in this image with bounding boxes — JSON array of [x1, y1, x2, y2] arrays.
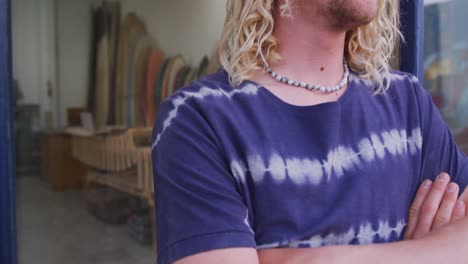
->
[[259, 242, 417, 264], [258, 237, 466, 264], [335, 237, 468, 264], [316, 240, 427, 264]]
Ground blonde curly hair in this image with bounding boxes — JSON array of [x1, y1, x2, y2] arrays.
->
[[217, 0, 402, 94]]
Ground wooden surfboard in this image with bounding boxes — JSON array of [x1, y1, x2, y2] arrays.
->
[[145, 49, 165, 126]]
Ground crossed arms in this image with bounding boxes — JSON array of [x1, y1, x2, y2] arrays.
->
[[174, 173, 468, 264]]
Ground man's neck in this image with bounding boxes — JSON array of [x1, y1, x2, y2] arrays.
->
[[269, 13, 347, 87]]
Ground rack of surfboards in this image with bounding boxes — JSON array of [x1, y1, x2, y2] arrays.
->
[[88, 4, 219, 129]]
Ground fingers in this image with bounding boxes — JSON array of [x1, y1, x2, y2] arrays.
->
[[432, 182, 459, 229], [412, 173, 451, 239], [451, 200, 466, 222], [405, 179, 432, 240], [458, 187, 468, 216], [459, 187, 468, 209]]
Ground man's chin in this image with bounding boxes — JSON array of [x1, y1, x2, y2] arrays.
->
[[334, 11, 377, 31], [328, 0, 379, 31]]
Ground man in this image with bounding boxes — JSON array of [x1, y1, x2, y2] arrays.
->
[[151, 0, 468, 263]]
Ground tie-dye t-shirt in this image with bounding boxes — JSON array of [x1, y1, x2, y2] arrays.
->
[[151, 69, 468, 264]]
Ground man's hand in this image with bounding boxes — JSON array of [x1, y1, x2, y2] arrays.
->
[[258, 174, 468, 264], [405, 173, 468, 240]]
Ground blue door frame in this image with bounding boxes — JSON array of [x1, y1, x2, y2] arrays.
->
[[0, 1, 424, 263], [400, 0, 425, 81], [0, 0, 18, 263]]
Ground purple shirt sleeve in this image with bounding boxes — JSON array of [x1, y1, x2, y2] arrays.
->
[[413, 77, 468, 189], [152, 95, 256, 264]]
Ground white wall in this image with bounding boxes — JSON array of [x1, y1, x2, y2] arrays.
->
[[12, 0, 57, 129], [56, 0, 95, 129], [12, 0, 42, 105]]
